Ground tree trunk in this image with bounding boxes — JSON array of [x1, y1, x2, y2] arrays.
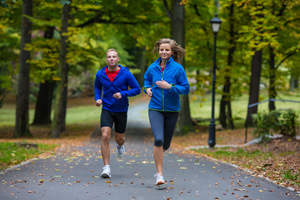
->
[[14, 0, 32, 137], [246, 49, 262, 126], [246, 3, 263, 126], [51, 2, 71, 138], [170, 0, 193, 135], [289, 77, 298, 91], [32, 81, 55, 125], [219, 1, 235, 129], [32, 26, 55, 125], [268, 45, 276, 111]]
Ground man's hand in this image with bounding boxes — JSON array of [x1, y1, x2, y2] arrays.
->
[[96, 99, 102, 107], [113, 92, 122, 99], [155, 80, 171, 89], [146, 88, 152, 97]]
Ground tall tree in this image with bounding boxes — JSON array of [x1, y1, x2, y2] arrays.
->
[[246, 1, 264, 126], [14, 0, 33, 137], [51, 1, 71, 138], [219, 0, 235, 129], [163, 0, 193, 135], [32, 26, 56, 125]]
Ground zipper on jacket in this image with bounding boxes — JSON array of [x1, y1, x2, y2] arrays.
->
[[161, 72, 164, 111]]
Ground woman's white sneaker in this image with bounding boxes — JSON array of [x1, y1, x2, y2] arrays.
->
[[154, 173, 166, 185], [101, 165, 111, 179]]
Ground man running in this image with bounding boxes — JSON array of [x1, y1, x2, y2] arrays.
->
[[94, 48, 141, 178]]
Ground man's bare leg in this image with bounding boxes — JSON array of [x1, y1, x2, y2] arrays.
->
[[115, 132, 125, 146], [101, 127, 112, 165]]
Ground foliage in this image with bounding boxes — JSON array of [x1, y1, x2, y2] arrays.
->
[[0, 12, 19, 107], [252, 111, 276, 142], [252, 109, 298, 142], [272, 109, 298, 137]]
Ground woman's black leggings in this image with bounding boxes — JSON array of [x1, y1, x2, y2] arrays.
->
[[148, 109, 179, 150]]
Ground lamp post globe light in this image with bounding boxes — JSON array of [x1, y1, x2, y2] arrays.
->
[[208, 14, 222, 148]]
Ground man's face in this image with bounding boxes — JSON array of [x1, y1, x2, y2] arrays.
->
[[106, 51, 119, 67]]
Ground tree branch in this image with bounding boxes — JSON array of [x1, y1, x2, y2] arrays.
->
[[163, 0, 172, 20], [275, 49, 300, 69], [284, 17, 300, 27], [277, 0, 287, 17]]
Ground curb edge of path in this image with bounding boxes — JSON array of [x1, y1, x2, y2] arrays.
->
[[0, 157, 39, 175], [184, 145, 300, 194]]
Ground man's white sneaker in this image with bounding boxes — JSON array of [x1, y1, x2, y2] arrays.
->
[[101, 165, 111, 179], [154, 173, 166, 185], [117, 144, 125, 158]]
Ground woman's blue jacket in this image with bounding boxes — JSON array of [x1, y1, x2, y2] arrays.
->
[[94, 65, 141, 112], [143, 57, 190, 112]]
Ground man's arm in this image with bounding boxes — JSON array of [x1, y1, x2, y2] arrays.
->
[[120, 72, 141, 97]]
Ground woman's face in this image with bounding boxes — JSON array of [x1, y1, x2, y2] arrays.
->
[[159, 43, 173, 60]]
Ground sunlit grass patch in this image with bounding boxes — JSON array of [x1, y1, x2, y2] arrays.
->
[[193, 147, 273, 168], [0, 142, 57, 170]]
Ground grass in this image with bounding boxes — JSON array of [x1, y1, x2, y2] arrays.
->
[[194, 147, 273, 168], [282, 169, 300, 186], [0, 142, 57, 171], [190, 89, 300, 121], [0, 105, 100, 127]]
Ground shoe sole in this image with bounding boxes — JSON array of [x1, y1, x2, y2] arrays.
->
[[155, 181, 166, 185], [101, 173, 111, 179]]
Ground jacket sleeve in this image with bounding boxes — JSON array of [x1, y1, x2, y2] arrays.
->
[[143, 66, 152, 94], [120, 71, 141, 97], [94, 71, 102, 100], [170, 66, 190, 95]]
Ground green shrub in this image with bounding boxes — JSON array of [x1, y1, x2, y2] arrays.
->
[[252, 109, 298, 142], [252, 112, 275, 142], [272, 109, 297, 137]]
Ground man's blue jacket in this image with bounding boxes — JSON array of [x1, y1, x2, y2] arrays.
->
[[143, 56, 190, 112], [94, 65, 141, 112]]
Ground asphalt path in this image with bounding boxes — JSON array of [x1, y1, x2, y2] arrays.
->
[[1, 103, 299, 200]]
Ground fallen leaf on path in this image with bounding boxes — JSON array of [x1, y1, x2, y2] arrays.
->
[[233, 188, 245, 191]]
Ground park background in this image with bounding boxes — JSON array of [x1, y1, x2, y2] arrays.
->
[[0, 0, 300, 191]]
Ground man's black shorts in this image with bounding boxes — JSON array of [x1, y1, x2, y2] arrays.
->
[[100, 109, 127, 133]]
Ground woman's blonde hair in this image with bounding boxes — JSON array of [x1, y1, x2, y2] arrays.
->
[[153, 38, 185, 63]]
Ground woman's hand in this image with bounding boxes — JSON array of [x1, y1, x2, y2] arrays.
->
[[146, 88, 153, 97], [155, 80, 171, 89]]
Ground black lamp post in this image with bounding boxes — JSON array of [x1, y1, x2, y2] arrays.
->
[[208, 14, 222, 148]]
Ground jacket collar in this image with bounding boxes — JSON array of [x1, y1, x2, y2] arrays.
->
[[154, 56, 174, 67], [101, 65, 127, 80]]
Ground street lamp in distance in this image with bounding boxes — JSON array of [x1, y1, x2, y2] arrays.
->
[[208, 14, 222, 148]]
